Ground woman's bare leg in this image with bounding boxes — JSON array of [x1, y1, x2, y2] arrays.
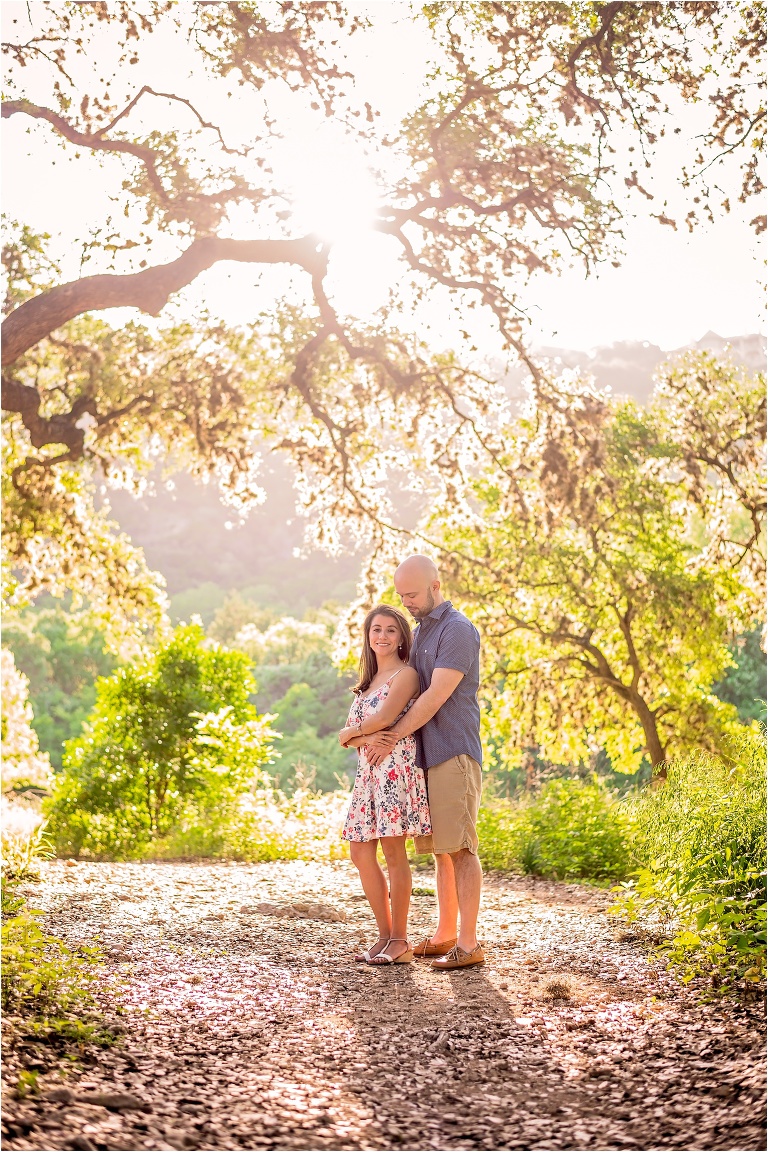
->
[[378, 836, 412, 959], [350, 839, 390, 954]]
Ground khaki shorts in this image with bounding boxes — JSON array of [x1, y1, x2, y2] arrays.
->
[[413, 754, 482, 856]]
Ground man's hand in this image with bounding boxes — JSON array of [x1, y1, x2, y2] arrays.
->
[[364, 729, 398, 766]]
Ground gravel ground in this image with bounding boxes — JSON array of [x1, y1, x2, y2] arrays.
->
[[2, 859, 765, 1152]]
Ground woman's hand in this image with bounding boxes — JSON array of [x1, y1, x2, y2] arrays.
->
[[338, 726, 358, 747]]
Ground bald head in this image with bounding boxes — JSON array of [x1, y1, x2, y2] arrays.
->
[[394, 554, 443, 621], [395, 554, 439, 583]]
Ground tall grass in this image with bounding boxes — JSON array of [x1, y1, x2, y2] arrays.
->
[[612, 728, 766, 993], [145, 784, 351, 862], [478, 776, 631, 881]]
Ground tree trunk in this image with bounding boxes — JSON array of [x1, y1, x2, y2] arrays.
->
[[523, 747, 537, 792], [629, 690, 667, 784]]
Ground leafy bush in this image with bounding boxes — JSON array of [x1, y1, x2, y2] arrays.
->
[[216, 785, 351, 862], [46, 624, 276, 857], [1, 877, 112, 1051], [2, 885, 96, 1014], [474, 804, 524, 872], [478, 777, 632, 881], [612, 728, 766, 993]]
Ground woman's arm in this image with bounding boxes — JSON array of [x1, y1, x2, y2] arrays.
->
[[342, 732, 373, 749], [338, 667, 419, 747], [339, 726, 392, 748], [361, 668, 419, 731]]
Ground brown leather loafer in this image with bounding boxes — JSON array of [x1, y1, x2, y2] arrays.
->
[[413, 936, 457, 958], [430, 943, 485, 970]]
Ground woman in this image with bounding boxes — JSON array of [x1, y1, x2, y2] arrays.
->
[[339, 604, 431, 964]]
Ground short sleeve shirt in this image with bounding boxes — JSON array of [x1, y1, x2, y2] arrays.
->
[[409, 601, 482, 770]]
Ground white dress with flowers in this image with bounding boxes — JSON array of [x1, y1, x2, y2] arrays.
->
[[341, 672, 432, 843]]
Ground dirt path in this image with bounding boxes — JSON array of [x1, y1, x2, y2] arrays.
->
[[3, 860, 765, 1152]]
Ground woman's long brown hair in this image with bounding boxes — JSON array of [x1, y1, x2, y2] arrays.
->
[[352, 604, 413, 695]]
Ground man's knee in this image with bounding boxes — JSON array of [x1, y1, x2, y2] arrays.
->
[[450, 847, 482, 871]]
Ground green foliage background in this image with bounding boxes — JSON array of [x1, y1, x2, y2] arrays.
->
[[2, 608, 117, 772]]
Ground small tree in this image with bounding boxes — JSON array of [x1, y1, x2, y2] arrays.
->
[[47, 624, 276, 857]]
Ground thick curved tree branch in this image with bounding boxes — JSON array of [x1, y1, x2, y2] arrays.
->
[[564, 1, 625, 120], [2, 373, 93, 455], [1, 235, 326, 368]]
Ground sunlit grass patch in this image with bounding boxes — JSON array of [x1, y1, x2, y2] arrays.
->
[[478, 777, 632, 882], [143, 785, 351, 863], [611, 728, 766, 996], [540, 977, 573, 1001]]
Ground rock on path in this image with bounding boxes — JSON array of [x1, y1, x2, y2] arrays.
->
[[2, 860, 765, 1151]]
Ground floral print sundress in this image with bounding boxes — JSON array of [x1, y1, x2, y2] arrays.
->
[[341, 669, 432, 843]]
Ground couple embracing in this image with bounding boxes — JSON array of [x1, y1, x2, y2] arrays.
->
[[338, 554, 484, 971]]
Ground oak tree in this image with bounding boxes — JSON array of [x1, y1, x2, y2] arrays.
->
[[428, 353, 765, 777], [2, 1, 764, 627]]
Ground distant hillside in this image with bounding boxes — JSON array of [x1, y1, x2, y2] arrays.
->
[[108, 332, 764, 607], [499, 331, 765, 406], [107, 459, 362, 606]]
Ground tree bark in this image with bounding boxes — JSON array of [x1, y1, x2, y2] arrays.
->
[[1, 235, 325, 368], [629, 689, 668, 783]]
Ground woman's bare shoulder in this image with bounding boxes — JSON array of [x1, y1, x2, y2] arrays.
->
[[397, 665, 419, 691]]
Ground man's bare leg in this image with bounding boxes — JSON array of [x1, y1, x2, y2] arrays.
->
[[451, 847, 482, 952], [431, 851, 459, 943]]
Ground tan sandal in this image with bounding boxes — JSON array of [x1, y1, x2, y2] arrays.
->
[[367, 938, 414, 965], [431, 943, 486, 970]]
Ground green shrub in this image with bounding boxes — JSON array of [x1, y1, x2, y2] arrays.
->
[[478, 777, 632, 881], [475, 803, 525, 872], [46, 624, 276, 858], [612, 727, 766, 993], [1, 880, 109, 1045]]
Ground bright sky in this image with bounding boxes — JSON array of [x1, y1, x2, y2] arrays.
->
[[2, 1, 764, 356]]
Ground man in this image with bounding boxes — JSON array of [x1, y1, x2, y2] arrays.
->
[[364, 554, 484, 970]]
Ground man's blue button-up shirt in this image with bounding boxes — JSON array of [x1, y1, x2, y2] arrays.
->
[[409, 600, 482, 770]]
